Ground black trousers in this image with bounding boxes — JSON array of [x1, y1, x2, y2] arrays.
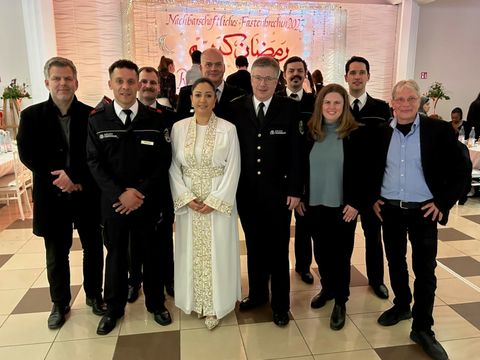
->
[[103, 216, 165, 317], [43, 209, 103, 306], [357, 207, 385, 286], [294, 210, 312, 273], [238, 204, 291, 313], [128, 217, 174, 289], [308, 205, 356, 304], [381, 202, 438, 331]]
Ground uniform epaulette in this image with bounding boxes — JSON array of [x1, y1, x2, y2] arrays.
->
[[230, 94, 247, 102], [147, 106, 163, 114], [90, 96, 112, 115]]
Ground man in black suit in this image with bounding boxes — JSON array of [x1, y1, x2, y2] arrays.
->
[[176, 48, 244, 120], [230, 56, 303, 327], [344, 56, 391, 299], [371, 80, 466, 360], [17, 57, 105, 329], [226, 55, 252, 94], [276, 56, 315, 285], [123, 66, 176, 303], [87, 59, 172, 335]]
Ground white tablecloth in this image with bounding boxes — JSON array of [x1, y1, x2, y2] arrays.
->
[[469, 147, 480, 170], [0, 152, 14, 177]]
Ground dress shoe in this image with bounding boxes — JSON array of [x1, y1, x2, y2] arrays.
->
[[378, 306, 412, 326], [273, 312, 290, 326], [48, 304, 70, 329], [205, 316, 219, 330], [165, 284, 174, 297], [127, 285, 140, 303], [330, 303, 346, 330], [152, 306, 172, 326], [239, 297, 267, 311], [96, 315, 117, 335], [371, 284, 389, 299], [86, 297, 107, 316], [310, 290, 334, 309], [297, 271, 314, 284], [410, 330, 449, 360]]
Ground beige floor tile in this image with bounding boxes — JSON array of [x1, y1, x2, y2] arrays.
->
[[46, 337, 117, 360], [181, 325, 246, 360], [436, 241, 466, 258], [0, 268, 43, 289], [348, 311, 413, 348], [436, 278, 480, 304], [346, 286, 393, 315], [313, 349, 381, 360], [180, 309, 237, 330], [71, 287, 89, 310], [433, 304, 480, 341], [290, 270, 319, 291], [0, 314, 6, 327], [0, 288, 28, 315], [279, 356, 314, 360], [290, 290, 332, 320], [1, 253, 45, 270], [17, 237, 46, 253], [0, 239, 28, 254], [56, 308, 111, 341], [0, 229, 34, 242], [295, 317, 371, 355], [119, 301, 180, 335], [240, 322, 310, 359], [0, 343, 51, 360], [0, 312, 57, 346], [68, 250, 84, 266], [351, 246, 366, 265], [465, 275, 480, 287], [448, 240, 480, 256], [441, 336, 480, 360]]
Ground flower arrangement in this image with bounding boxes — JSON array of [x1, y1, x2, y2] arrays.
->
[[1, 79, 31, 100], [425, 81, 450, 114]]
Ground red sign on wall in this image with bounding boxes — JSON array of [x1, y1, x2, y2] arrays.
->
[[420, 72, 428, 79]]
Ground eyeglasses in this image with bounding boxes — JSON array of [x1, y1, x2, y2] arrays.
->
[[394, 96, 419, 104], [252, 75, 277, 83]]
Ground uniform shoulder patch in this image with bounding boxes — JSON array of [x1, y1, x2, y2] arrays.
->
[[164, 128, 171, 143]]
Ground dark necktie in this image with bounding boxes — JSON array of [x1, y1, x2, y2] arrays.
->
[[290, 93, 299, 100], [352, 98, 360, 118], [123, 109, 132, 127], [257, 102, 265, 126], [216, 88, 221, 104]]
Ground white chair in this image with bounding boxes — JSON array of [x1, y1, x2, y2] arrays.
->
[[0, 149, 32, 220]]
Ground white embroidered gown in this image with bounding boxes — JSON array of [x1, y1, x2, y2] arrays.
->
[[169, 115, 242, 319]]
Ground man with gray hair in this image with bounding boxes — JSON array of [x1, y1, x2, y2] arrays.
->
[[370, 79, 467, 360], [230, 56, 303, 327], [17, 57, 105, 329]]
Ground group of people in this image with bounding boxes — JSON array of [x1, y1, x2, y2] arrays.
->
[[16, 49, 469, 360]]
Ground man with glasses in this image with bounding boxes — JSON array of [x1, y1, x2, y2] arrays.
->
[[176, 48, 244, 120], [370, 80, 466, 360], [230, 56, 303, 327]]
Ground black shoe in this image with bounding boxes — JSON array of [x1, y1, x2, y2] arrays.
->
[[165, 284, 174, 297], [371, 284, 389, 299], [273, 312, 290, 327], [310, 290, 334, 309], [330, 303, 346, 330], [47, 304, 70, 329], [86, 297, 107, 316], [378, 306, 412, 326], [239, 297, 267, 311], [127, 285, 140, 303], [297, 271, 314, 284], [96, 315, 118, 335], [410, 330, 449, 360], [152, 305, 172, 326]]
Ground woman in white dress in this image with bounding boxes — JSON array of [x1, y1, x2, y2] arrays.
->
[[169, 78, 242, 329]]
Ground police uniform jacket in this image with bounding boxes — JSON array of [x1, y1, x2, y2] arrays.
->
[[353, 94, 391, 128], [17, 96, 100, 236], [86, 99, 172, 221]]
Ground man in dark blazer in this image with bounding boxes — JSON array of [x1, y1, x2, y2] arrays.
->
[[17, 57, 105, 329], [176, 48, 244, 121], [276, 56, 315, 285], [123, 66, 176, 303], [371, 80, 467, 360], [230, 56, 303, 327], [344, 56, 391, 300], [87, 59, 172, 335], [226, 55, 253, 94]]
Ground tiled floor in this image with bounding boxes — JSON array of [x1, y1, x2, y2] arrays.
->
[[2, 198, 480, 359]]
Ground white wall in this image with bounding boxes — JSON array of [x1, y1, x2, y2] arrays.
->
[[414, 0, 480, 119]]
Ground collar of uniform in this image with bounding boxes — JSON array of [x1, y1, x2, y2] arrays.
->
[[349, 92, 367, 110], [113, 100, 139, 124], [215, 81, 225, 101], [286, 87, 303, 100], [252, 95, 273, 115]]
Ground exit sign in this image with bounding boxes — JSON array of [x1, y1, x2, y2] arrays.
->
[[420, 72, 428, 79]]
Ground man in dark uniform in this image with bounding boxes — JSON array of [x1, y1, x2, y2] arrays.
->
[[176, 48, 244, 121], [230, 56, 303, 327], [125, 66, 176, 303], [17, 57, 105, 329], [87, 59, 172, 335], [344, 56, 391, 299], [226, 55, 253, 94], [277, 56, 315, 285]]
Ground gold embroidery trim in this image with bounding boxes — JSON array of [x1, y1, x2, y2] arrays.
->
[[204, 195, 233, 216]]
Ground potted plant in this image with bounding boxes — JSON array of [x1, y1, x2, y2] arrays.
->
[[1, 79, 31, 134], [425, 81, 450, 115]]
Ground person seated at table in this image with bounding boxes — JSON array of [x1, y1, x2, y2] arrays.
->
[[451, 107, 472, 205]]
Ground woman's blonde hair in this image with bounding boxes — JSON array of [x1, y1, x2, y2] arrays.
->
[[307, 83, 359, 141]]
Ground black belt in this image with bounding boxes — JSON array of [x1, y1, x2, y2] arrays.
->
[[382, 198, 432, 210]]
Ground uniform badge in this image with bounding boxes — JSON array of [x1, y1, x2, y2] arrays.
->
[[164, 128, 171, 143], [299, 120, 305, 135]]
